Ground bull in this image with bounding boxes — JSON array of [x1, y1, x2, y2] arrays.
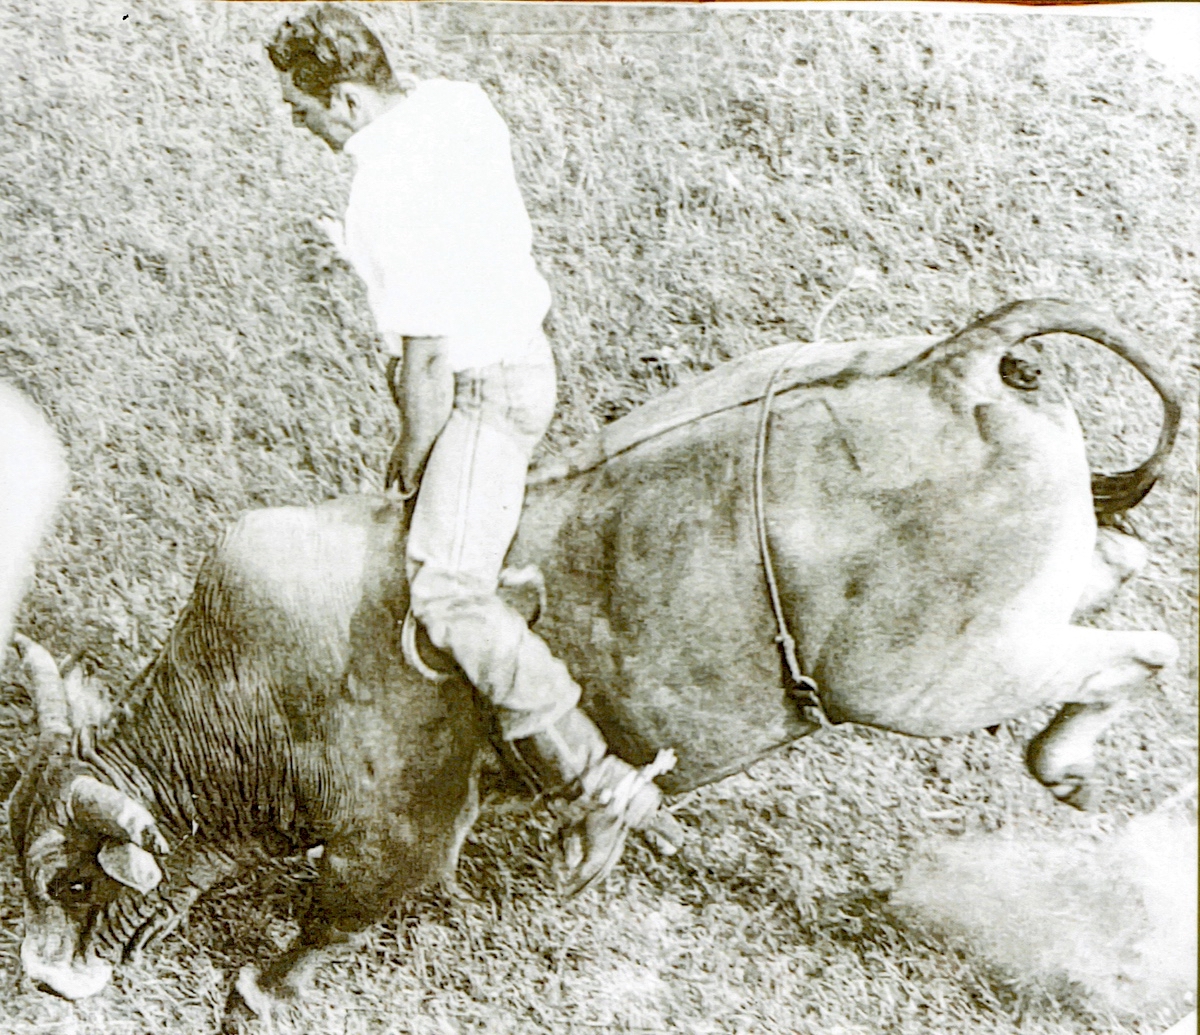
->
[[5, 300, 1182, 1010]]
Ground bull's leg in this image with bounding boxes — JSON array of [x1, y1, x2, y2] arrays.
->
[[439, 753, 482, 901], [229, 847, 385, 1022], [1026, 700, 1134, 808], [1072, 527, 1148, 618], [233, 906, 366, 1021], [1024, 626, 1177, 808], [229, 753, 484, 1022], [227, 844, 429, 1032], [230, 816, 479, 1021]]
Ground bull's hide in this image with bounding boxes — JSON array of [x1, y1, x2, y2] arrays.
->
[[509, 304, 1173, 790]]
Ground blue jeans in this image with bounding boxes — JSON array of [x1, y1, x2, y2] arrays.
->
[[406, 347, 583, 740]]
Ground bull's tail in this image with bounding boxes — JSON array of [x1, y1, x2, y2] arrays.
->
[[941, 299, 1182, 515]]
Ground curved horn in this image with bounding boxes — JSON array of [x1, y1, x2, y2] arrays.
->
[[67, 777, 170, 856], [12, 634, 71, 739], [97, 842, 163, 895], [944, 299, 1182, 515]]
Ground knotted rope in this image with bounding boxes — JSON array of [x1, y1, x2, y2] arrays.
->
[[748, 277, 876, 726], [751, 343, 826, 724]]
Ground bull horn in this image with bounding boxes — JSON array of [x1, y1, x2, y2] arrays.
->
[[946, 299, 1182, 515], [67, 777, 170, 856], [12, 634, 72, 739]]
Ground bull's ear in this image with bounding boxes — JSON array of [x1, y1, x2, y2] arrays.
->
[[97, 842, 163, 895], [63, 664, 111, 729]]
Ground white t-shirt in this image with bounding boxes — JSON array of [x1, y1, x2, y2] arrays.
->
[[342, 80, 552, 371]]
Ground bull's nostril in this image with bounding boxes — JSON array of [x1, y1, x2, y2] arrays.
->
[[34, 979, 74, 1000]]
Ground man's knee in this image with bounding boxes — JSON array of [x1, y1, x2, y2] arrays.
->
[[408, 562, 490, 619], [410, 583, 523, 655]]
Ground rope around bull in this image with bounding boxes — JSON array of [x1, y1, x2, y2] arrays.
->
[[751, 275, 879, 725]]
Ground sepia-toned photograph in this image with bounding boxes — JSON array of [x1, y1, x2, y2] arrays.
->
[[0, 2, 1196, 1033]]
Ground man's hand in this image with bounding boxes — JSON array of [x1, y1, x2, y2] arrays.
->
[[315, 212, 351, 264], [384, 336, 453, 497], [385, 436, 410, 497]]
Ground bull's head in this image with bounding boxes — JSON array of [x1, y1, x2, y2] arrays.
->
[[6, 636, 170, 999]]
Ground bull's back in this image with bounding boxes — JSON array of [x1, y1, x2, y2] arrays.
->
[[517, 353, 1098, 775]]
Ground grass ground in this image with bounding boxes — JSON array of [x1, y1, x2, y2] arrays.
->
[[0, 2, 1196, 1033]]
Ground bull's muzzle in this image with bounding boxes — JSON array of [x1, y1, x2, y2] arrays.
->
[[21, 909, 113, 999]]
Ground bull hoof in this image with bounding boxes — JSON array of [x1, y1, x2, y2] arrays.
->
[[439, 876, 476, 907], [1025, 729, 1098, 812], [219, 971, 262, 1034], [1048, 780, 1097, 811], [234, 966, 275, 1019], [223, 965, 302, 1032]]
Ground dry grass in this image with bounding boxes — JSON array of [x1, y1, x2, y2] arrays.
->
[[0, 3, 1196, 1033]]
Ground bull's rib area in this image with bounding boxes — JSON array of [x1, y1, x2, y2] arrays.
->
[[527, 335, 936, 486]]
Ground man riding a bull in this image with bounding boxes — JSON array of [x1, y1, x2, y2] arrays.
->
[[266, 5, 665, 892]]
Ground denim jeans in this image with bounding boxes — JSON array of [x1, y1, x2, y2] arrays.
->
[[406, 345, 583, 740]]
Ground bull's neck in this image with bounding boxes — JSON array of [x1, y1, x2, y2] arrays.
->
[[76, 656, 300, 851]]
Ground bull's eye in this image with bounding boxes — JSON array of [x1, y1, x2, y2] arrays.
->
[[999, 353, 1041, 391], [49, 872, 94, 904]]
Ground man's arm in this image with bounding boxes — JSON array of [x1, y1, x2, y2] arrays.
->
[[384, 333, 453, 497]]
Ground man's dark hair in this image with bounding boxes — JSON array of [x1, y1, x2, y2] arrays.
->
[[267, 5, 396, 104]]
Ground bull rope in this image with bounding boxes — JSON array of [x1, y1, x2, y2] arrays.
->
[[752, 343, 826, 725], [749, 282, 870, 728]]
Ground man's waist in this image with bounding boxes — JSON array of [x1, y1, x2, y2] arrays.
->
[[445, 330, 552, 373]]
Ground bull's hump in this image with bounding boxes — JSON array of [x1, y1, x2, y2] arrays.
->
[[213, 497, 401, 634]]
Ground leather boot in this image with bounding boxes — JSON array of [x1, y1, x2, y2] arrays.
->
[[514, 708, 672, 894]]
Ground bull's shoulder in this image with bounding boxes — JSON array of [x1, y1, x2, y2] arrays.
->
[[529, 335, 937, 484]]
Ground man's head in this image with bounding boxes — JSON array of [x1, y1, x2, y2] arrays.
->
[[267, 6, 400, 150]]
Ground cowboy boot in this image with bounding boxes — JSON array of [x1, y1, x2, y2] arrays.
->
[[513, 708, 672, 894]]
